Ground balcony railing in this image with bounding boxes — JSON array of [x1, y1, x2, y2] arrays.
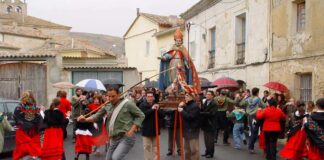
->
[[236, 42, 245, 65], [208, 50, 215, 69]]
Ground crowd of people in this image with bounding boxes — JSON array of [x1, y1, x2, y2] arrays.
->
[[0, 84, 323, 160]]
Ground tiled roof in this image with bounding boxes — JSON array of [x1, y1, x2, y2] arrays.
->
[[63, 66, 136, 70], [140, 13, 184, 27], [0, 50, 56, 58], [0, 13, 71, 29], [44, 35, 116, 57], [0, 41, 20, 50], [180, 0, 221, 20], [0, 26, 49, 39]]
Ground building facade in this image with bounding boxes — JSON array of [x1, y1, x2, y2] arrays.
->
[[270, 0, 324, 101], [181, 0, 271, 90], [0, 0, 138, 106], [124, 9, 184, 81]]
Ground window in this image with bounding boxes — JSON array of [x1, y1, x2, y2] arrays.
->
[[189, 41, 196, 59], [208, 28, 216, 69], [235, 13, 246, 65], [297, 1, 306, 32], [7, 6, 13, 13], [16, 6, 22, 13], [300, 74, 312, 102], [145, 40, 150, 56], [0, 103, 4, 113]]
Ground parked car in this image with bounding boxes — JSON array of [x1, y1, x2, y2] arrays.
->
[[0, 99, 19, 153]]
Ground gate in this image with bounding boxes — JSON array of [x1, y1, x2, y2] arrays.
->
[[0, 62, 47, 105]]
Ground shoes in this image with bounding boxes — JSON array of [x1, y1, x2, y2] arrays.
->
[[234, 147, 241, 150], [223, 142, 230, 145], [205, 155, 213, 158], [243, 140, 247, 145], [249, 149, 255, 154], [166, 151, 172, 156], [201, 153, 207, 157]]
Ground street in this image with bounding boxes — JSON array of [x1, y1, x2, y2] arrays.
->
[[1, 124, 281, 160]]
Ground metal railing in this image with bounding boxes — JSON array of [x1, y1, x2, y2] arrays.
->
[[208, 50, 215, 69], [236, 42, 245, 65]]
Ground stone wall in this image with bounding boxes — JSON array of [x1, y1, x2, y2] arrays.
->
[[270, 55, 324, 101]]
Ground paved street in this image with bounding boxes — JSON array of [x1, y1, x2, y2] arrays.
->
[[1, 124, 284, 160]]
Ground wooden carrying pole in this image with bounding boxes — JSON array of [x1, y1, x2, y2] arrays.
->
[[155, 109, 160, 160], [83, 67, 175, 117], [179, 112, 184, 160]]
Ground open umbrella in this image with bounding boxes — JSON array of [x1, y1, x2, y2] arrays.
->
[[199, 77, 217, 89], [76, 79, 106, 91], [52, 82, 75, 89], [212, 77, 239, 91], [102, 78, 124, 90], [264, 82, 289, 92]]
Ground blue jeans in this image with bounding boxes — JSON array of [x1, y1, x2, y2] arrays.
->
[[233, 123, 245, 149], [106, 135, 136, 160]]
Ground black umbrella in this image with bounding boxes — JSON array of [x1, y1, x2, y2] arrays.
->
[[199, 77, 217, 89], [102, 78, 124, 90]]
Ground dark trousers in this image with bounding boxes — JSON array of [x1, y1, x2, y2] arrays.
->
[[215, 111, 229, 143], [63, 118, 69, 139], [248, 115, 260, 150], [203, 131, 215, 156], [168, 127, 180, 154], [264, 132, 279, 160]]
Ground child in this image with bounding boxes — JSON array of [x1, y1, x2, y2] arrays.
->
[[42, 98, 66, 160], [227, 106, 247, 149], [75, 108, 94, 160], [88, 95, 108, 155]]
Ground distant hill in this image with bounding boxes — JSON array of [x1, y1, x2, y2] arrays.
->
[[69, 32, 124, 56]]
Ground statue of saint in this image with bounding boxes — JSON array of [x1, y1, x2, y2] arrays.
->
[[158, 28, 200, 94]]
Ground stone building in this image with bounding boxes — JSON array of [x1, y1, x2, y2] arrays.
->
[[270, 0, 324, 101], [181, 0, 271, 90], [0, 0, 138, 106], [124, 9, 184, 81]]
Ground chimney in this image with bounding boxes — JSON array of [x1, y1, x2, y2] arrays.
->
[[137, 8, 140, 16]]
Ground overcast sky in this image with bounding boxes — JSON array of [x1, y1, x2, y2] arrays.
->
[[27, 0, 199, 37]]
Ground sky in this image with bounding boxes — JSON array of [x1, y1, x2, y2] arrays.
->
[[26, 0, 199, 37]]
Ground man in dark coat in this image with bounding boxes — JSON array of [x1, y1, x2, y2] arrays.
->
[[139, 91, 163, 160], [200, 91, 217, 158], [178, 92, 200, 160]]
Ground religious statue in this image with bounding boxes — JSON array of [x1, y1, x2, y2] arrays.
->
[[158, 28, 201, 94]]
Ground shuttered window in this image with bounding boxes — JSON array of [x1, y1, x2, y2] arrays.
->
[[300, 74, 312, 102]]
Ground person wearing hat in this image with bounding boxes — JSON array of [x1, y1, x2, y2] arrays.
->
[[214, 89, 238, 145], [178, 92, 200, 160], [78, 86, 145, 160], [158, 28, 201, 95]]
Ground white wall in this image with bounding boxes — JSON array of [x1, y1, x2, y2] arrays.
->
[[183, 0, 270, 90]]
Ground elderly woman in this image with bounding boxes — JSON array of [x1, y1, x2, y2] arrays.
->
[[178, 92, 200, 160]]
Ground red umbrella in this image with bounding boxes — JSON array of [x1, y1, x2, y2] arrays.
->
[[264, 82, 289, 92], [212, 77, 239, 91]]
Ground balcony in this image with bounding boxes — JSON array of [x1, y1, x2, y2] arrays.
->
[[236, 42, 245, 65]]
